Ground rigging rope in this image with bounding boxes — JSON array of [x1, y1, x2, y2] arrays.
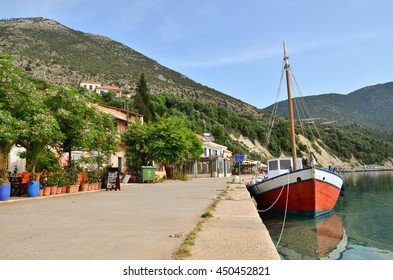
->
[[264, 61, 285, 147], [288, 66, 335, 166]]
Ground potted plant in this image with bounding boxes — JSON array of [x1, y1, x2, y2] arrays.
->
[[27, 172, 40, 197], [57, 175, 69, 194], [79, 171, 89, 192], [66, 167, 79, 193], [0, 169, 11, 201], [46, 175, 59, 195], [39, 173, 49, 196]]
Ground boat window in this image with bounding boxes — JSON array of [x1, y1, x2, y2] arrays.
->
[[269, 160, 278, 170], [280, 159, 292, 170]]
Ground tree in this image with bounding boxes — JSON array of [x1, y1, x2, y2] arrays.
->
[[0, 52, 63, 174], [122, 115, 203, 179], [134, 73, 153, 122], [45, 85, 118, 166], [0, 53, 25, 175], [0, 110, 22, 178]]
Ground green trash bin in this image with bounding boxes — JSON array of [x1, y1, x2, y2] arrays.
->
[[141, 166, 156, 183]]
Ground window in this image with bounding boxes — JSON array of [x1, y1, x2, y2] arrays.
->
[[280, 159, 292, 170], [269, 160, 278, 170]]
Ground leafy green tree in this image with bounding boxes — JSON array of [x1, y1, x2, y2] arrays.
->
[[121, 120, 149, 173], [0, 52, 63, 174], [0, 110, 23, 175], [0, 53, 25, 173], [122, 115, 203, 179], [45, 85, 118, 166], [134, 73, 153, 122]]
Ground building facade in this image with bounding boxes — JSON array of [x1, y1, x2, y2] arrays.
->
[[184, 133, 232, 178]]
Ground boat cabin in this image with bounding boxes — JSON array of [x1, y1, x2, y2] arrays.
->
[[267, 157, 303, 179]]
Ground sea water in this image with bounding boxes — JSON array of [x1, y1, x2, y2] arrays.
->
[[260, 170, 393, 260]]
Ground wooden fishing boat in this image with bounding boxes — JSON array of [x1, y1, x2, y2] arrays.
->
[[246, 42, 344, 218]]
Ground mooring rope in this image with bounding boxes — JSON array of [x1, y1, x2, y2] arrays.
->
[[275, 171, 290, 248], [256, 181, 286, 213]]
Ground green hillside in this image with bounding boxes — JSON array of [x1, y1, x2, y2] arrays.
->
[[264, 83, 393, 132], [0, 17, 257, 115]]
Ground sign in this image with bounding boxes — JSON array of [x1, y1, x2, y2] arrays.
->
[[106, 167, 120, 191], [234, 154, 245, 163], [121, 175, 131, 183]]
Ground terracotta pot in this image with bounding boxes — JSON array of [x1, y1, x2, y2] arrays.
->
[[61, 186, 67, 194], [50, 186, 58, 195], [80, 183, 89, 192], [38, 188, 44, 197], [43, 186, 51, 196], [56, 186, 62, 194], [66, 184, 79, 193]]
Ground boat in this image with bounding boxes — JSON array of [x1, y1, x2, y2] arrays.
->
[[246, 41, 344, 218]]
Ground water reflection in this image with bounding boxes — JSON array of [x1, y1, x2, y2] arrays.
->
[[261, 212, 346, 260]]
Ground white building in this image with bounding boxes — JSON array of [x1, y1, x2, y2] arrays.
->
[[95, 85, 123, 98], [80, 81, 102, 91], [183, 133, 232, 178]]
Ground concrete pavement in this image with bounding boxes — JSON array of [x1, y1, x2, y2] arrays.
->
[[186, 181, 280, 260], [0, 177, 279, 260]]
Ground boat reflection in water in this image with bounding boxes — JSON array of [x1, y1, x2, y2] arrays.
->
[[260, 212, 347, 260]]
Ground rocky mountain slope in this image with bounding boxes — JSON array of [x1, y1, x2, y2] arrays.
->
[[0, 17, 259, 115]]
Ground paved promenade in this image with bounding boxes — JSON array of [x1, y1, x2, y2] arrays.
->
[[0, 177, 279, 260]]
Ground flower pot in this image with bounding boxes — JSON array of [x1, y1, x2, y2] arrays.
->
[[0, 183, 11, 201], [66, 184, 79, 193], [60, 186, 67, 194], [39, 188, 44, 196], [56, 186, 63, 194], [80, 183, 89, 192], [27, 181, 40, 197], [50, 186, 58, 195], [43, 186, 51, 196]]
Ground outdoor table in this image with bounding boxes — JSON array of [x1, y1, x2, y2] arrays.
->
[[10, 176, 26, 196]]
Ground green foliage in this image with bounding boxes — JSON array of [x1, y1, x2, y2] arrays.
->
[[64, 165, 79, 185], [1, 52, 119, 174], [34, 148, 61, 172], [134, 73, 153, 122], [0, 51, 63, 173], [123, 91, 393, 165], [45, 85, 118, 165], [320, 125, 393, 165], [46, 175, 60, 186], [122, 115, 203, 179], [0, 53, 26, 169], [57, 175, 69, 186], [265, 82, 393, 133]]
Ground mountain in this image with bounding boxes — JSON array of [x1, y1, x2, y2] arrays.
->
[[264, 82, 393, 132], [1, 17, 392, 166], [0, 17, 259, 116]]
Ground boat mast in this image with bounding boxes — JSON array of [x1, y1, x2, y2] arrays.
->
[[283, 41, 298, 170]]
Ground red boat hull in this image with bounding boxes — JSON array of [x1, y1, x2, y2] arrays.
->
[[248, 167, 343, 218]]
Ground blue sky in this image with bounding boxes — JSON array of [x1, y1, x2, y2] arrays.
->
[[1, 0, 393, 108]]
